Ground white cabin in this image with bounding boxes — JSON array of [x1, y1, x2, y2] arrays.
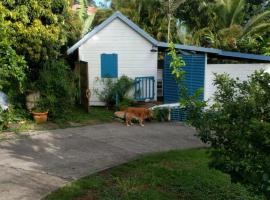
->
[[68, 12, 270, 110]]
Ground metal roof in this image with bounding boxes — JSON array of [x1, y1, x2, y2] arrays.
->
[[158, 42, 270, 62], [67, 12, 270, 62]]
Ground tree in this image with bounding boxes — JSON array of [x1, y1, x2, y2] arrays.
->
[[190, 71, 270, 198], [178, 0, 270, 53], [0, 3, 27, 96], [93, 0, 184, 43], [74, 0, 96, 36], [162, 0, 185, 41], [1, 0, 81, 76]]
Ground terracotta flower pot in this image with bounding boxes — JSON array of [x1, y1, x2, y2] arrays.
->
[[32, 111, 48, 124]]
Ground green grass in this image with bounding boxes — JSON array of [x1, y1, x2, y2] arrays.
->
[[1, 107, 114, 134], [55, 106, 115, 126], [44, 149, 263, 200]]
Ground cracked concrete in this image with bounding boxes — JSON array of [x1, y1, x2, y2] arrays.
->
[[0, 122, 204, 200]]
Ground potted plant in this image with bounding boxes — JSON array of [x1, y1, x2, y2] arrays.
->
[[31, 98, 49, 124]]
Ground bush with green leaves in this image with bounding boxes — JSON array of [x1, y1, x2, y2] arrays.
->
[[153, 107, 170, 122], [189, 70, 270, 198], [95, 76, 134, 108], [118, 98, 135, 111], [0, 13, 27, 104], [36, 60, 78, 120], [0, 109, 9, 130]]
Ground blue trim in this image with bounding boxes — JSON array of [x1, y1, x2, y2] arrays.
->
[[67, 11, 157, 55], [101, 54, 118, 78]]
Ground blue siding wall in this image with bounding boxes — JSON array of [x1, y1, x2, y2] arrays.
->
[[101, 54, 118, 78], [164, 54, 205, 121], [163, 54, 206, 104]]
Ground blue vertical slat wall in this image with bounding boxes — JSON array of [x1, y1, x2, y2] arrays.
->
[[163, 54, 206, 121], [101, 54, 118, 78]]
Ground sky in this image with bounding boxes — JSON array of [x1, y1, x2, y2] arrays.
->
[[94, 0, 111, 8]]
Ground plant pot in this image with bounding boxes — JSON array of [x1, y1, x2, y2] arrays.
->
[[32, 111, 48, 124]]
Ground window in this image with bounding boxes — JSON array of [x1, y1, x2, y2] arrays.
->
[[101, 54, 118, 78]]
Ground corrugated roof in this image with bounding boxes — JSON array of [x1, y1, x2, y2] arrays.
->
[[158, 42, 270, 61]]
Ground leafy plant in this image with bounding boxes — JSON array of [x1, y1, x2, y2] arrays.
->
[[0, 0, 81, 78], [95, 75, 134, 108], [153, 107, 170, 122], [190, 70, 270, 198], [35, 60, 78, 120], [0, 108, 9, 131], [118, 98, 135, 111], [168, 42, 205, 121], [0, 6, 27, 101]]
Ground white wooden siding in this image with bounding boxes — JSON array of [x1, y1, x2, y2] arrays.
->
[[79, 18, 158, 106], [205, 63, 270, 104]]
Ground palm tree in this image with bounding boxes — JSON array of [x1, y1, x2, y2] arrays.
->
[[181, 0, 270, 52], [73, 0, 96, 36], [92, 0, 184, 42], [161, 0, 185, 41]]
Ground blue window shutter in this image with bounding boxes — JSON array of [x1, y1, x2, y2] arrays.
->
[[101, 54, 118, 78]]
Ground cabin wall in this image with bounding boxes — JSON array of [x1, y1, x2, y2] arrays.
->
[[205, 63, 270, 104], [79, 18, 158, 106]]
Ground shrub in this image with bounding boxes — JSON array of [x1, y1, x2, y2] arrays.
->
[[35, 60, 78, 120], [153, 107, 170, 122], [190, 70, 270, 198], [95, 76, 134, 108], [0, 109, 9, 130], [118, 98, 135, 111], [0, 28, 27, 105]]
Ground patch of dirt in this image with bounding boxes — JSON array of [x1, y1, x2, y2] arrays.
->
[[80, 120, 99, 125], [39, 122, 61, 129]]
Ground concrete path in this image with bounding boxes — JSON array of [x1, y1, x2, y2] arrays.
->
[[0, 122, 204, 200]]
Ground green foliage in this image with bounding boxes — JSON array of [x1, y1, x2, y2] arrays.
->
[[0, 109, 9, 131], [168, 42, 186, 82], [174, 0, 270, 54], [95, 75, 134, 108], [118, 98, 135, 111], [93, 0, 184, 43], [0, 107, 30, 131], [0, 35, 27, 95], [153, 107, 170, 122], [0, 4, 27, 98], [0, 0, 81, 73], [45, 149, 262, 200], [93, 0, 269, 53], [190, 70, 270, 198], [75, 0, 96, 36], [36, 60, 78, 120]]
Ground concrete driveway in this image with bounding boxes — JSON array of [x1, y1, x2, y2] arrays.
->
[[0, 122, 204, 200]]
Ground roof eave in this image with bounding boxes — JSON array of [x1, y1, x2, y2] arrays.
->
[[157, 42, 270, 62]]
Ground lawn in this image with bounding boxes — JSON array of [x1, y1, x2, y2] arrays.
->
[[44, 149, 262, 200]]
